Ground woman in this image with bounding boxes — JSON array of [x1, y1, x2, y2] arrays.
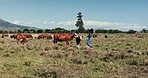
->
[[87, 28, 94, 48]]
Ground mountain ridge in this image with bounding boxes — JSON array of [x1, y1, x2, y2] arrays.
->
[[0, 18, 39, 30]]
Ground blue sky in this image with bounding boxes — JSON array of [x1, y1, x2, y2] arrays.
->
[[0, 0, 148, 31]]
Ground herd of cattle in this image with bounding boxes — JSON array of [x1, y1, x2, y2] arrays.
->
[[1, 33, 82, 46]]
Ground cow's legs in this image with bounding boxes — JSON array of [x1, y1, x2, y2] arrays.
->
[[66, 40, 69, 45], [17, 39, 21, 45], [22, 38, 27, 45]]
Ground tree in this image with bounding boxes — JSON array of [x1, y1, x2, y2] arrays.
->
[[23, 29, 29, 33], [37, 29, 43, 33], [75, 12, 85, 33], [71, 29, 76, 33], [141, 29, 147, 33], [45, 29, 51, 33], [95, 29, 108, 33], [9, 30, 14, 33], [95, 29, 122, 33], [51, 27, 70, 33], [126, 30, 137, 34], [30, 29, 36, 33], [18, 30, 22, 33]]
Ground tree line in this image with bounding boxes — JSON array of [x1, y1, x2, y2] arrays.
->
[[0, 28, 147, 34]]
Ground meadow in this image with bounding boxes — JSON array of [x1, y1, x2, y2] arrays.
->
[[0, 33, 148, 78]]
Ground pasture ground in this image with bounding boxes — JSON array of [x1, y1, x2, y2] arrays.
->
[[0, 33, 148, 78]]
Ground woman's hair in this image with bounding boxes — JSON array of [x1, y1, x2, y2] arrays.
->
[[89, 28, 94, 33]]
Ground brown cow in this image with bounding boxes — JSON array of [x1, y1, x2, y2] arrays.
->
[[16, 34, 33, 44], [38, 34, 52, 39], [1, 34, 9, 38], [10, 34, 33, 39], [16, 34, 27, 44], [53, 33, 78, 45], [93, 34, 97, 38], [10, 34, 18, 39], [23, 34, 33, 39]]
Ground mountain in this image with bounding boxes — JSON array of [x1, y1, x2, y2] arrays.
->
[[0, 18, 38, 30]]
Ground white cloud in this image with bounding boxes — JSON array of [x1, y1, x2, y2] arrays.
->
[[43, 20, 147, 31], [12, 20, 38, 26], [49, 21, 55, 24], [58, 21, 75, 26], [43, 21, 56, 25], [12, 20, 21, 24], [83, 21, 147, 30], [43, 21, 48, 24], [11, 20, 147, 31], [84, 21, 123, 26]]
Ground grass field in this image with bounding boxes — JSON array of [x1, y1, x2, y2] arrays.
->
[[0, 33, 148, 78]]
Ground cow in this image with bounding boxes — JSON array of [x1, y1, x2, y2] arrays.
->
[[32, 34, 38, 39], [37, 34, 52, 39], [10, 34, 18, 39], [53, 33, 78, 45], [16, 34, 27, 44], [104, 35, 108, 38], [23, 34, 33, 39], [93, 34, 97, 38], [1, 34, 9, 38], [16, 34, 33, 44], [75, 35, 83, 48], [10, 34, 33, 39]]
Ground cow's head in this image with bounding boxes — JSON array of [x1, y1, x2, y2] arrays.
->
[[73, 33, 79, 38], [47, 36, 52, 39]]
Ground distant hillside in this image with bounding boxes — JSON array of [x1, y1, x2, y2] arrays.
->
[[0, 18, 38, 30]]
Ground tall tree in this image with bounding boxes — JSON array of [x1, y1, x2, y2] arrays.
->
[[75, 12, 85, 33]]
